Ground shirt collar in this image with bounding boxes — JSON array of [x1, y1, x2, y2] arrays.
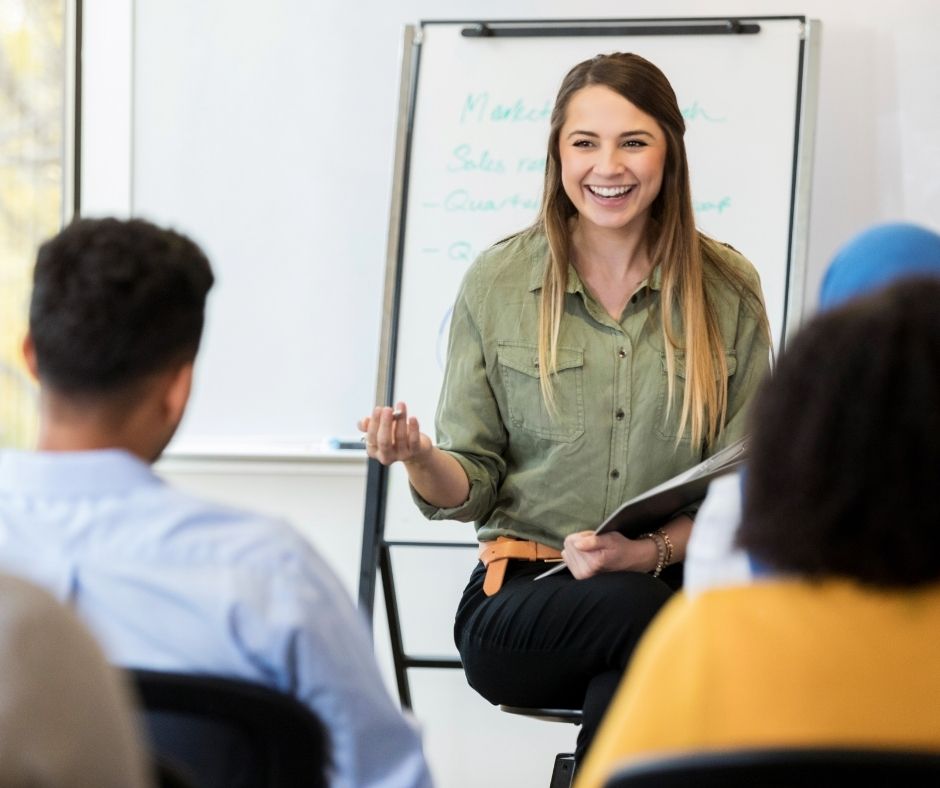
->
[[0, 449, 163, 496], [647, 264, 663, 291]]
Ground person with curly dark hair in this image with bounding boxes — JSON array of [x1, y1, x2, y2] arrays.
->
[[575, 277, 940, 788], [28, 217, 214, 402], [0, 217, 432, 788], [737, 278, 940, 585]]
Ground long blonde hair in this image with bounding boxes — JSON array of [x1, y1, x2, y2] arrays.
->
[[535, 52, 768, 448]]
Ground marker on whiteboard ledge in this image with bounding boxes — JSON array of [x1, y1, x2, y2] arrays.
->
[[325, 411, 403, 451], [324, 437, 367, 451]]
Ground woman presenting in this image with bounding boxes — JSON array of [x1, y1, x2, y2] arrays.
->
[[359, 52, 771, 763]]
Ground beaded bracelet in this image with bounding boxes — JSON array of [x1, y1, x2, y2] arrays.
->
[[655, 528, 674, 567], [641, 532, 666, 578]]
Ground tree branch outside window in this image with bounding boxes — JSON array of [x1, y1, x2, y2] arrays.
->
[[0, 0, 65, 447]]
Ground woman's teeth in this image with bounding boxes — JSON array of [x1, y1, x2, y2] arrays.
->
[[588, 185, 634, 198]]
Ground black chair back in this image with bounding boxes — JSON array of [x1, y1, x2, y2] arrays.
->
[[130, 669, 330, 788], [604, 747, 940, 788]]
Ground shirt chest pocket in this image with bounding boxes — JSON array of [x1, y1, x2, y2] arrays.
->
[[657, 352, 738, 443], [497, 343, 585, 443]]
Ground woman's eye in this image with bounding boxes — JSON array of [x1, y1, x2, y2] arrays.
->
[[572, 139, 594, 148], [622, 139, 647, 148]]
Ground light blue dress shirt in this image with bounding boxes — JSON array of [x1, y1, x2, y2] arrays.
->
[[0, 449, 433, 788]]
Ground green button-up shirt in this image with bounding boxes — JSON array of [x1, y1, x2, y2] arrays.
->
[[413, 230, 771, 549]]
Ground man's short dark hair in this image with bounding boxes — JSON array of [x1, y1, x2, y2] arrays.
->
[[30, 217, 214, 394], [737, 277, 940, 588]]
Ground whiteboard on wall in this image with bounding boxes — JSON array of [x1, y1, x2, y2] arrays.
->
[[374, 17, 818, 545], [127, 1, 400, 458]]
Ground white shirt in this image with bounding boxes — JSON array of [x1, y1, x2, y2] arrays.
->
[[684, 471, 753, 595]]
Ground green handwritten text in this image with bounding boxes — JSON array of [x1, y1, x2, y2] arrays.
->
[[517, 156, 546, 173], [447, 144, 506, 173], [443, 189, 540, 212], [460, 93, 552, 124], [694, 196, 732, 214], [682, 101, 726, 123]]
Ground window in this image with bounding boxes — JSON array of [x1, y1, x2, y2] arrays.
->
[[0, 0, 72, 447]]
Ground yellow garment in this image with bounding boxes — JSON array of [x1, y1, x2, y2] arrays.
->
[[575, 579, 940, 788]]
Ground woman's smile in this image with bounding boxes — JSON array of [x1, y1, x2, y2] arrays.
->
[[584, 183, 637, 204]]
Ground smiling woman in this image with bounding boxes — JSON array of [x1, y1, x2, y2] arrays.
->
[[0, 0, 69, 448], [359, 50, 773, 770]]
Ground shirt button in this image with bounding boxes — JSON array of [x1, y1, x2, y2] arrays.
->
[[615, 409, 625, 420], [618, 348, 626, 359], [610, 469, 620, 479]]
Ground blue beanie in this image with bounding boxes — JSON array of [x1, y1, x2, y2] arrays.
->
[[818, 222, 940, 311]]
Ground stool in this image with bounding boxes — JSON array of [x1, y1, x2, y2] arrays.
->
[[500, 705, 583, 788]]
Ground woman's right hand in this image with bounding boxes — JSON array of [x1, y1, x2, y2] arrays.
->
[[357, 401, 433, 466]]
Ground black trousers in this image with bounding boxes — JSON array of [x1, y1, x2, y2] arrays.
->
[[454, 561, 681, 764], [455, 559, 676, 764]]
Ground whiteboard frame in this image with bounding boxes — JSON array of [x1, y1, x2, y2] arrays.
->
[[783, 18, 821, 346], [374, 15, 820, 415]]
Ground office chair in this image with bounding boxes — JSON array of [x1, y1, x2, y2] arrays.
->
[[500, 705, 583, 788], [129, 669, 330, 788], [603, 746, 940, 788]]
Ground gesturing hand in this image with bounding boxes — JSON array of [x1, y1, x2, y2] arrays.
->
[[356, 401, 432, 466]]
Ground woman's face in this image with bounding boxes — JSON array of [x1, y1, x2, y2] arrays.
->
[[558, 84, 667, 237]]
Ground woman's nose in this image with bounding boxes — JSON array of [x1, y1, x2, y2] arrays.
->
[[593, 146, 625, 176]]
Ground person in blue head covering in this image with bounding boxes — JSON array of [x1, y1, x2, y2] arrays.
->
[[819, 221, 940, 309], [685, 221, 940, 592]]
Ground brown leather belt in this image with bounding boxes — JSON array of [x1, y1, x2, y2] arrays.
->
[[478, 536, 563, 596]]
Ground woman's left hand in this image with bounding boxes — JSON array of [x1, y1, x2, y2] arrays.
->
[[562, 531, 658, 579]]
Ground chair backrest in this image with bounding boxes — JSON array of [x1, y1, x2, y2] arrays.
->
[[129, 669, 330, 788], [603, 747, 940, 788]]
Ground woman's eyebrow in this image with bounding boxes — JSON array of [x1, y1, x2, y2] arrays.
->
[[565, 129, 656, 139]]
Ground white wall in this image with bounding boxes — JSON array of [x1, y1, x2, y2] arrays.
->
[[86, 2, 940, 786], [81, 0, 940, 454]]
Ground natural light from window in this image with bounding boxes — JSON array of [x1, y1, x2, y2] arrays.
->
[[0, 0, 66, 447]]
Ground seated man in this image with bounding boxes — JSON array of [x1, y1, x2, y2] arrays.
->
[[0, 571, 152, 788], [0, 217, 432, 788]]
